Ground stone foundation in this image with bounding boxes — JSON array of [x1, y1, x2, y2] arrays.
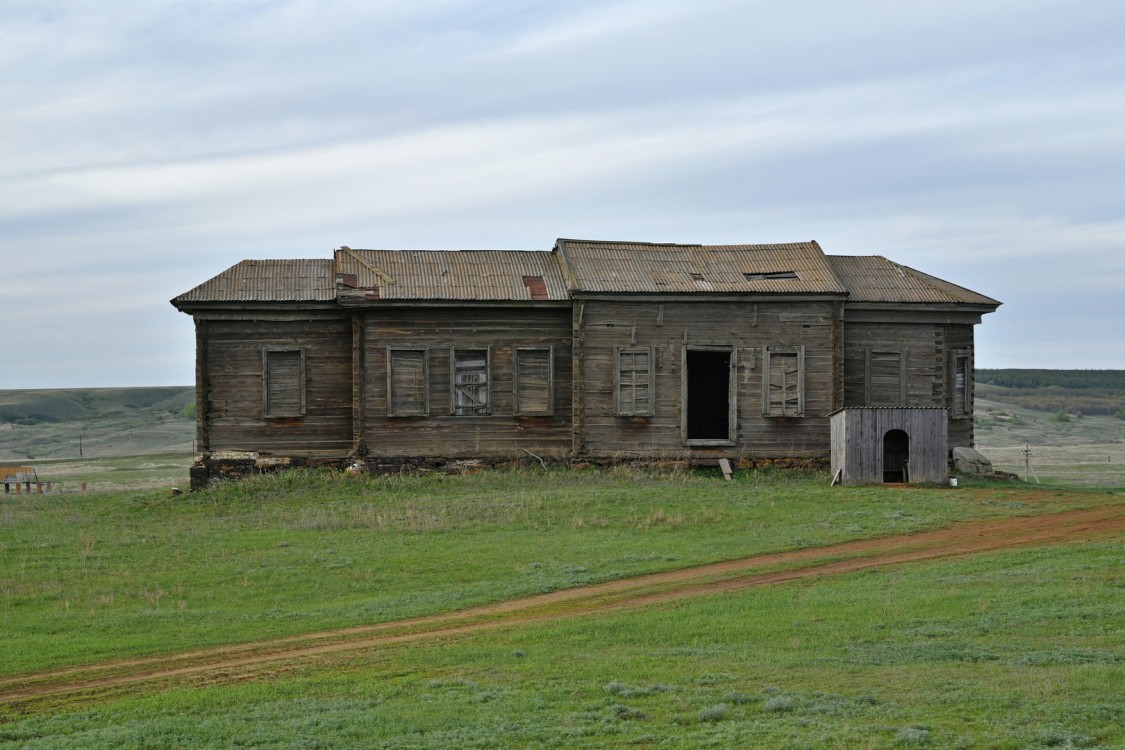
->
[[189, 453, 831, 489]]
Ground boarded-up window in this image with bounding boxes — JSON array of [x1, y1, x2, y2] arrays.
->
[[263, 348, 305, 417], [515, 347, 553, 415], [865, 350, 905, 406], [388, 349, 428, 416], [451, 348, 490, 416], [763, 346, 803, 416], [952, 351, 970, 417], [615, 347, 654, 416]]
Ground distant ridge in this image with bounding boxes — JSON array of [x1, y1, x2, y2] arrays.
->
[[0, 386, 194, 461]]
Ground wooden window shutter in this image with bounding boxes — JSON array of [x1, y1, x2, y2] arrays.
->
[[388, 349, 428, 416], [515, 347, 553, 415], [263, 348, 305, 417], [763, 346, 803, 417], [866, 350, 905, 406]]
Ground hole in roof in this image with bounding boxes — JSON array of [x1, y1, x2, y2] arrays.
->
[[690, 273, 704, 281], [744, 271, 799, 281]]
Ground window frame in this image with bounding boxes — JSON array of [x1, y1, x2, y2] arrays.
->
[[864, 348, 907, 407], [681, 345, 737, 447], [614, 346, 656, 417], [762, 345, 805, 417], [386, 347, 429, 417], [262, 347, 306, 418], [951, 349, 971, 418], [449, 346, 492, 416], [514, 346, 554, 416]]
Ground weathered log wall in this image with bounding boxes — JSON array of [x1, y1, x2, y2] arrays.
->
[[576, 298, 839, 459], [198, 312, 353, 456], [361, 306, 573, 458]]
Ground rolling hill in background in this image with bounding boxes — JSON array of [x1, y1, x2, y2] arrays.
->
[[976, 368, 1125, 417], [0, 387, 195, 461]]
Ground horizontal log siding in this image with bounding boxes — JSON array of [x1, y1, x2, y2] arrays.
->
[[842, 322, 947, 408], [363, 307, 573, 458], [203, 316, 353, 456], [578, 300, 837, 458], [945, 324, 975, 447]]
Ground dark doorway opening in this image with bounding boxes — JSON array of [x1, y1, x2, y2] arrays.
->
[[883, 429, 910, 483], [686, 350, 731, 441]]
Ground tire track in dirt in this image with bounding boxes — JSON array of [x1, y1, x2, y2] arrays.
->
[[3, 503, 1122, 706]]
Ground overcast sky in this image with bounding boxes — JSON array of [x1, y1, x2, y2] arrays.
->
[[2, 0, 1123, 388]]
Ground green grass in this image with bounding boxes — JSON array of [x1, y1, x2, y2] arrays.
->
[[3, 541, 1120, 748], [1, 468, 1118, 678]]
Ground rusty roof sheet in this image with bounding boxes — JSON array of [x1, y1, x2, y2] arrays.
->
[[828, 256, 1000, 305], [555, 239, 848, 294], [172, 260, 335, 305], [0, 467, 35, 482], [335, 248, 568, 301]]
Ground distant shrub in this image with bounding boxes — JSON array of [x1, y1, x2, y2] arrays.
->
[[895, 726, 930, 745], [763, 695, 794, 713], [1116, 410, 1125, 420], [1050, 410, 1071, 423], [180, 403, 197, 420]]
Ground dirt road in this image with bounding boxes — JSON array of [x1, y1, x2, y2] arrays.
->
[[3, 503, 1122, 708]]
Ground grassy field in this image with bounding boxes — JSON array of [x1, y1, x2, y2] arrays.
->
[[1, 383, 1122, 747], [1, 469, 1122, 747], [975, 398, 1125, 486], [4, 542, 1117, 749]]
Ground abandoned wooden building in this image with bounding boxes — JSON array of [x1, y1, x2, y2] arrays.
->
[[172, 239, 1000, 488]]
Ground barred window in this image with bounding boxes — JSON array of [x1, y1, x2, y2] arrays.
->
[[451, 348, 490, 416]]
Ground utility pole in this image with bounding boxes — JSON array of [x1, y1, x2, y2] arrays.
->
[[1022, 444, 1040, 484]]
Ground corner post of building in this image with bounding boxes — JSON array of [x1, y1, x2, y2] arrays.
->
[[351, 311, 368, 458], [831, 300, 844, 412], [572, 299, 587, 457], [195, 319, 210, 456]]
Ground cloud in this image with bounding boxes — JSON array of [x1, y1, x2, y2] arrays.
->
[[2, 0, 1125, 386]]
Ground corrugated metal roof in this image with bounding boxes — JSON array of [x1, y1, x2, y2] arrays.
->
[[335, 248, 568, 301], [0, 467, 35, 482], [172, 260, 335, 305], [828, 256, 1000, 305], [555, 239, 849, 294]]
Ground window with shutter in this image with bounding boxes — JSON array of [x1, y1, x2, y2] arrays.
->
[[388, 349, 428, 416], [763, 346, 803, 417], [952, 351, 971, 417], [865, 350, 905, 406], [262, 348, 305, 417], [515, 347, 553, 415]]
